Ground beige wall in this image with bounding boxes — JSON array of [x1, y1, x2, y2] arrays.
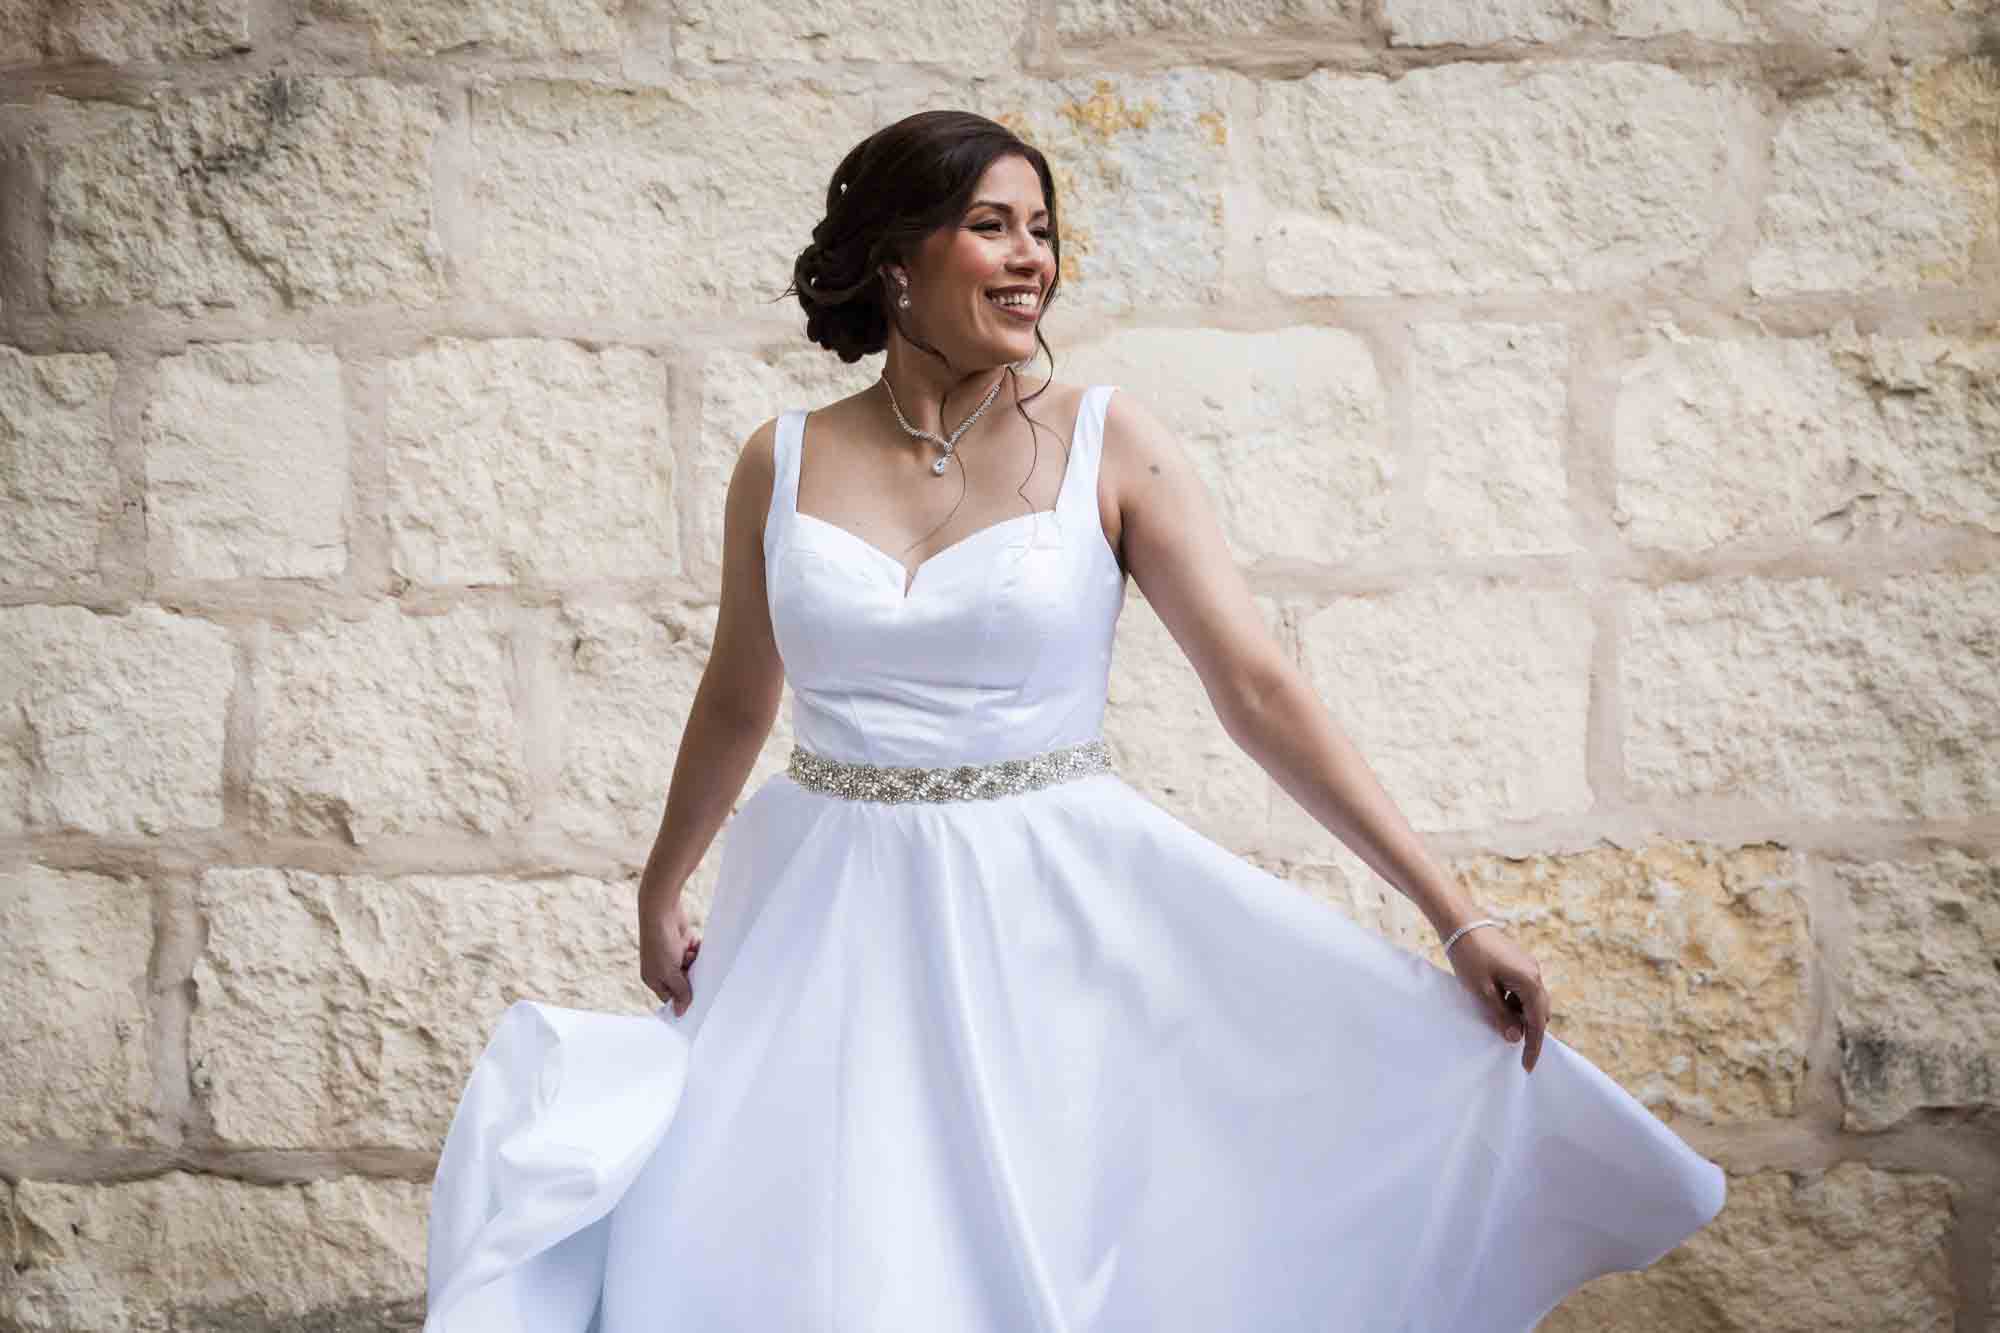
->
[[2, 0, 1996, 1327]]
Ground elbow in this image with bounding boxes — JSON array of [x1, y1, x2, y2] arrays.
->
[[1216, 653, 1301, 749]]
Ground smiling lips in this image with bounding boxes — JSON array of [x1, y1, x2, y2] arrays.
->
[[986, 288, 1040, 320]]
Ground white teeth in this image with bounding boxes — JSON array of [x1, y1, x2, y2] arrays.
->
[[988, 292, 1037, 309]]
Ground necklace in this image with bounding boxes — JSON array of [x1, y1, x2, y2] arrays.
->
[[880, 372, 1005, 476]]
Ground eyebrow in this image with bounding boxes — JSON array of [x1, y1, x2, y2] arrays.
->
[[970, 199, 1050, 222]]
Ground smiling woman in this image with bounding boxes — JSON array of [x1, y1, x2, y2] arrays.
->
[[420, 109, 1726, 1333]]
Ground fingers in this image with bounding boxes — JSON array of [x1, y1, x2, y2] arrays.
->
[[1495, 973, 1550, 1073], [1522, 974, 1551, 1073]]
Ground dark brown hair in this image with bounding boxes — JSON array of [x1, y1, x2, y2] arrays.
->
[[781, 110, 1063, 378]]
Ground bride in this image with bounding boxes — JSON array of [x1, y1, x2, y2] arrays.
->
[[424, 108, 1725, 1332]]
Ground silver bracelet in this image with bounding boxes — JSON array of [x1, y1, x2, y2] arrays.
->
[[1441, 917, 1501, 958]]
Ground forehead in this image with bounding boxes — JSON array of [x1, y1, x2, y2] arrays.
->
[[967, 155, 1047, 214]]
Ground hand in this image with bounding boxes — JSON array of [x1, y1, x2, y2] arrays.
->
[[1444, 922, 1550, 1073], [639, 890, 702, 1017]]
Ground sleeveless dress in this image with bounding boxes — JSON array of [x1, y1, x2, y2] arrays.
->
[[423, 384, 1726, 1332]]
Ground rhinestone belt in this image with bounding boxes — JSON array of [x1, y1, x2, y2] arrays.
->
[[787, 737, 1115, 804]]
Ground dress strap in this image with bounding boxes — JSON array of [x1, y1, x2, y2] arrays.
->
[[1059, 384, 1117, 523], [766, 410, 804, 553]]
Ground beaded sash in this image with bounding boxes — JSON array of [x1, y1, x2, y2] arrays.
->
[[787, 738, 1115, 804]]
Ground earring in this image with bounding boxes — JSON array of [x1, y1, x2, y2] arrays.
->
[[897, 278, 910, 310]]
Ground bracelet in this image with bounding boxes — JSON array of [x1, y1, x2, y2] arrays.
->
[[1441, 917, 1501, 958]]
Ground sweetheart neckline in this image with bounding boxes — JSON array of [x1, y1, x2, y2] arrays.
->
[[790, 510, 1049, 598], [787, 387, 1095, 599]]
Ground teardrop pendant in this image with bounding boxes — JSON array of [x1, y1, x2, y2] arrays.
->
[[931, 456, 948, 475]]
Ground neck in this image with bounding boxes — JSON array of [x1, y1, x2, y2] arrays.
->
[[877, 353, 1012, 440]]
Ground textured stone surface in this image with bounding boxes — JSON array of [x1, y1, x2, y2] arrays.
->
[[1752, 61, 2000, 294], [1105, 591, 1282, 849], [1066, 326, 1391, 563], [0, 348, 119, 589], [3, 0, 255, 64], [1294, 582, 1594, 833], [1458, 843, 1811, 1120], [249, 604, 529, 844], [1621, 574, 2000, 819], [1616, 326, 2000, 551], [311, 0, 621, 56], [915, 72, 1232, 310], [690, 346, 883, 584], [0, 605, 234, 834], [1, 1174, 425, 1331], [1387, 0, 1875, 44], [0, 866, 155, 1146], [678, 0, 1028, 64], [1835, 849, 1999, 1130], [467, 79, 876, 319], [553, 599, 796, 845], [191, 867, 652, 1149], [1260, 63, 1751, 296], [1543, 1164, 1957, 1332], [1411, 322, 1576, 556], [143, 341, 348, 580], [49, 76, 445, 312], [384, 338, 675, 585], [1058, 0, 1359, 40]]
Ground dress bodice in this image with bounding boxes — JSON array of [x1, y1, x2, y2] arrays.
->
[[764, 384, 1126, 768]]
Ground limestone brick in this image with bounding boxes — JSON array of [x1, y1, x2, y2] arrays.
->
[[48, 76, 445, 312], [0, 865, 155, 1145], [1260, 63, 1752, 296], [1294, 582, 1594, 833], [466, 79, 878, 319], [1751, 61, 2000, 294], [0, 348, 119, 590], [1057, 0, 1359, 41], [1835, 849, 1999, 1130], [191, 867, 652, 1148], [384, 338, 675, 585], [1621, 574, 2000, 819], [1456, 843, 1812, 1120], [1411, 322, 1576, 556], [0, 605, 233, 835], [1616, 325, 2000, 551], [677, 0, 1028, 65], [143, 341, 349, 580], [1542, 1164, 1957, 1332], [1066, 326, 1392, 564], [249, 603, 529, 844], [310, 0, 621, 56], [4, 0, 255, 64], [1, 1174, 425, 1331], [1386, 0, 1875, 44]]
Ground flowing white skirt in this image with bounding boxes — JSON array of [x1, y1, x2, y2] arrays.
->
[[425, 771, 1724, 1332]]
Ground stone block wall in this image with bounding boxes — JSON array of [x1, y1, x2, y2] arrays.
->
[[1, 1, 1996, 1327]]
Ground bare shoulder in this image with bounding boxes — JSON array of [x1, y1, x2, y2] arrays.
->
[[1097, 386, 1188, 511]]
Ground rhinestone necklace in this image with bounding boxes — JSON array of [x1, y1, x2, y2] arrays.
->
[[880, 372, 1005, 476]]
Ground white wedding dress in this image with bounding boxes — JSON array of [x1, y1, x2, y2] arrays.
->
[[423, 384, 1725, 1332]]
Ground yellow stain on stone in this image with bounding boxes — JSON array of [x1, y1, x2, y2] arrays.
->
[[1911, 56, 1999, 282], [1059, 80, 1158, 139], [1197, 109, 1227, 147], [1454, 841, 1812, 1122]]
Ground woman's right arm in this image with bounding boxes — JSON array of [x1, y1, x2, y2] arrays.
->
[[637, 418, 787, 1010]]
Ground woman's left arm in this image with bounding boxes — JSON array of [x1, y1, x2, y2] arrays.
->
[[1102, 388, 1551, 1071]]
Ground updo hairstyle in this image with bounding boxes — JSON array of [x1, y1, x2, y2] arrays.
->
[[784, 110, 1064, 367]]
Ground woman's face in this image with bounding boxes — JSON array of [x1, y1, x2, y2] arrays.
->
[[895, 153, 1055, 368]]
